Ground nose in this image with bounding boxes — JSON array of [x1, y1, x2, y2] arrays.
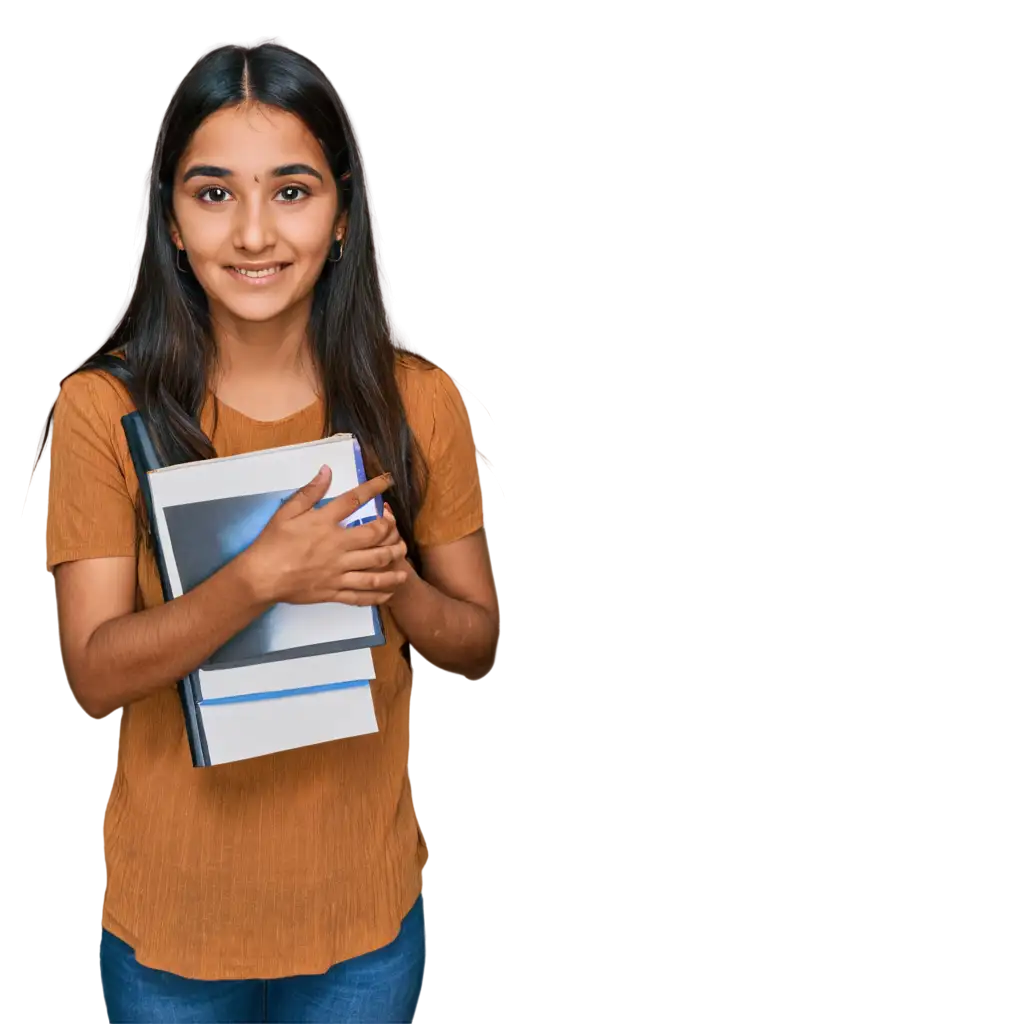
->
[[232, 193, 276, 254]]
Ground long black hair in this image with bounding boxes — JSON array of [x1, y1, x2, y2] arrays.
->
[[35, 42, 426, 569]]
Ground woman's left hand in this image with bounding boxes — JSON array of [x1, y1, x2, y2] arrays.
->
[[381, 502, 415, 582]]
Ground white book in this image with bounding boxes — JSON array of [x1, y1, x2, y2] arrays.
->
[[122, 412, 387, 767], [200, 682, 379, 766], [197, 647, 376, 702]]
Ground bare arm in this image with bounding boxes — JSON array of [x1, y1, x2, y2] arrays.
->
[[54, 554, 271, 719], [54, 471, 403, 720], [386, 528, 499, 680]]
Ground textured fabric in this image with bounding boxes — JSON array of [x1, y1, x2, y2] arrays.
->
[[99, 895, 425, 1022], [46, 355, 483, 980]]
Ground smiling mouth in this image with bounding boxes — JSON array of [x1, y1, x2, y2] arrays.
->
[[227, 263, 291, 281]]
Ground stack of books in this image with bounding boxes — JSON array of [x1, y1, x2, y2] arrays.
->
[[123, 413, 387, 767]]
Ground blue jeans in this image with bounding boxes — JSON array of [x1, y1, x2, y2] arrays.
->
[[99, 895, 425, 1023]]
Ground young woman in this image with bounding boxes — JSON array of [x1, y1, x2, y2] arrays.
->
[[39, 42, 498, 1024]]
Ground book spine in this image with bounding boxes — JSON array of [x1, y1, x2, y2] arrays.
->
[[121, 412, 210, 768], [350, 435, 386, 647], [350, 436, 386, 520]]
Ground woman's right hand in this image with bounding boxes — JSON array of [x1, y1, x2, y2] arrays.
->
[[237, 466, 407, 607]]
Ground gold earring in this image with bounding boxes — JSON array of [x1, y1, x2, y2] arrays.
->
[[176, 248, 189, 273], [327, 239, 344, 263]]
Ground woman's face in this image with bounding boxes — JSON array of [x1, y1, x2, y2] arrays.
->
[[170, 103, 344, 325]]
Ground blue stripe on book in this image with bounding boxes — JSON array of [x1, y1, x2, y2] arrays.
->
[[352, 438, 386, 521], [308, 498, 376, 528], [352, 437, 368, 484], [346, 512, 378, 528], [200, 679, 371, 706]]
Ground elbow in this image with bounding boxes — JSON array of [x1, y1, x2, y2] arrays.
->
[[66, 668, 114, 720], [460, 606, 499, 663], [411, 606, 499, 679], [73, 683, 113, 720], [481, 606, 497, 655], [475, 614, 499, 663], [62, 631, 118, 720]]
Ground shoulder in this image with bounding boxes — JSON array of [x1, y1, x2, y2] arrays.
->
[[46, 356, 140, 570], [394, 350, 443, 401], [394, 351, 472, 443], [395, 353, 483, 543], [57, 362, 135, 424], [53, 359, 137, 474]]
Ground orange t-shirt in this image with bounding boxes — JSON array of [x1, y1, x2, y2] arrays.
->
[[45, 354, 483, 980]]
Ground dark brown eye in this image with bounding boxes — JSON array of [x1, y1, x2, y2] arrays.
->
[[197, 186, 230, 203], [277, 185, 310, 203]]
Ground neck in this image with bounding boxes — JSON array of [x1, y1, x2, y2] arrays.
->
[[207, 297, 317, 389]]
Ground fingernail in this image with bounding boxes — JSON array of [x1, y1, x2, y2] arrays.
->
[[319, 465, 329, 476]]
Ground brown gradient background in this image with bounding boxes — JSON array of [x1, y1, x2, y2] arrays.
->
[[2, 9, 1024, 1024]]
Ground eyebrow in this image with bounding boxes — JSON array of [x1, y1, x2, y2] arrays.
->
[[182, 163, 324, 183], [273, 163, 324, 182]]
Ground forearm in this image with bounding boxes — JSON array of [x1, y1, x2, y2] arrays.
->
[[387, 560, 499, 680], [75, 555, 271, 718]]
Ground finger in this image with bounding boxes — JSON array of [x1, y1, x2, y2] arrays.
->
[[335, 517, 393, 550], [383, 502, 396, 522], [377, 521, 400, 547], [277, 465, 332, 519], [330, 541, 406, 573], [332, 590, 396, 607], [334, 567, 409, 593], [315, 473, 393, 525]]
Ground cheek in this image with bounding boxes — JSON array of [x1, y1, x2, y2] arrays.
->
[[175, 200, 336, 267], [176, 209, 227, 260], [286, 210, 337, 256]]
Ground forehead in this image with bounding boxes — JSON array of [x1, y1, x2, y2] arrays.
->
[[180, 104, 325, 172]]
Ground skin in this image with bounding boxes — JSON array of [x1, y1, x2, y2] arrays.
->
[[170, 102, 342, 415], [54, 102, 499, 719]]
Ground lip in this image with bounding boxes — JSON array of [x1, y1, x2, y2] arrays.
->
[[226, 262, 291, 284]]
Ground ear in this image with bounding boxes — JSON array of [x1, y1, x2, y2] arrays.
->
[[167, 217, 184, 250], [335, 209, 349, 243]]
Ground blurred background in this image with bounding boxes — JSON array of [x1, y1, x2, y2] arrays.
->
[[4, 2, 1023, 1021]]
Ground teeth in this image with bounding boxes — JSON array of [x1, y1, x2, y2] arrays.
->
[[235, 266, 282, 278]]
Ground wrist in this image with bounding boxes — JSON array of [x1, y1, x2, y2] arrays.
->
[[230, 546, 278, 609], [388, 557, 423, 616]]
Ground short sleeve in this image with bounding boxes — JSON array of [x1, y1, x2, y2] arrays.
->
[[46, 372, 137, 572], [413, 369, 484, 548]]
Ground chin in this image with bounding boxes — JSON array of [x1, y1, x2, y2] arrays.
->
[[212, 293, 298, 323]]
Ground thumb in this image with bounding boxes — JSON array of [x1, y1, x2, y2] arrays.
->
[[277, 465, 332, 519]]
